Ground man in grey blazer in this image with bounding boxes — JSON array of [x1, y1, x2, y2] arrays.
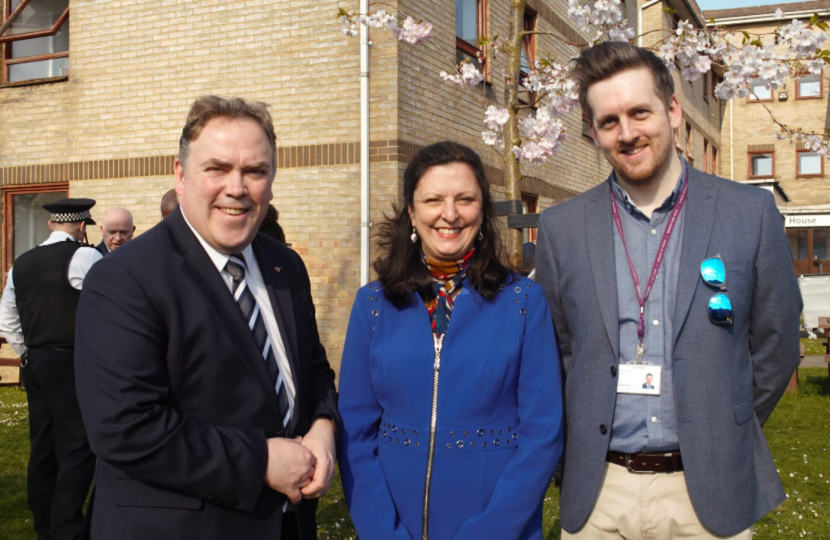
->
[[536, 42, 802, 539]]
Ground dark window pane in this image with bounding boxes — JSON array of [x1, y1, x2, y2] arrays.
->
[[799, 152, 822, 175], [8, 56, 68, 82], [750, 153, 772, 176], [798, 74, 821, 97], [2, 0, 68, 38], [456, 0, 477, 45], [9, 19, 68, 58], [815, 229, 828, 259], [12, 191, 66, 262]]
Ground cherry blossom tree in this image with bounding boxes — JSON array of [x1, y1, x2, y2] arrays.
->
[[339, 2, 830, 266]]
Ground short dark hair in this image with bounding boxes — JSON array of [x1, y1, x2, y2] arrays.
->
[[571, 42, 674, 124], [373, 141, 510, 307], [178, 95, 277, 170], [259, 205, 286, 244]]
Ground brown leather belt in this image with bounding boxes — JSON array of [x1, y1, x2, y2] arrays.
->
[[607, 450, 683, 474]]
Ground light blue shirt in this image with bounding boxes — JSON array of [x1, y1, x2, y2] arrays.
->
[[609, 160, 687, 453]]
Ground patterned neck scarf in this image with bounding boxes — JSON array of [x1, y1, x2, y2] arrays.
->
[[421, 248, 475, 337]]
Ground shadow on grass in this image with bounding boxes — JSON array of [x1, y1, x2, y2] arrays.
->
[[801, 374, 829, 396], [545, 518, 562, 540]]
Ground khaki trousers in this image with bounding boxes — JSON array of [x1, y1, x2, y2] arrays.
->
[[561, 462, 753, 540]]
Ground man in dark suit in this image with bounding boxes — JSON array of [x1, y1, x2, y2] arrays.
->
[[95, 207, 135, 255], [642, 374, 654, 390], [75, 96, 339, 539], [536, 42, 802, 539]]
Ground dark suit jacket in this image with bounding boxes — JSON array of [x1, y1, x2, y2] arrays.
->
[[75, 208, 339, 540], [536, 169, 802, 536], [94, 241, 108, 256]]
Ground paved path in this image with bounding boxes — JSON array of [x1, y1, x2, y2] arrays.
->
[[802, 355, 828, 368]]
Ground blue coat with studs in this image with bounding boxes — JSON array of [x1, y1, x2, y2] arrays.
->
[[339, 274, 564, 539]]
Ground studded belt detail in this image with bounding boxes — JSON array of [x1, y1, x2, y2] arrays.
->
[[378, 421, 519, 451]]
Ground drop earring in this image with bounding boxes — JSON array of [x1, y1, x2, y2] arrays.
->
[[478, 227, 484, 241], [411, 227, 418, 244]]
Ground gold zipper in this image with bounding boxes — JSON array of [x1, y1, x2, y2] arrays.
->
[[421, 332, 445, 540]]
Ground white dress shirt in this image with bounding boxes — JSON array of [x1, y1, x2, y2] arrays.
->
[[0, 231, 103, 357], [181, 213, 296, 409]]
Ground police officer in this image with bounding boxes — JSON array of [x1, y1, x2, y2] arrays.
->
[[0, 198, 102, 540]]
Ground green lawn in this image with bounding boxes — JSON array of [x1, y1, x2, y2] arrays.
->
[[2, 369, 828, 539], [801, 337, 826, 356]]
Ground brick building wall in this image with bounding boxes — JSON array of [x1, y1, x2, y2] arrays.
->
[[638, 0, 724, 175], [703, 7, 830, 207], [0, 0, 726, 375]]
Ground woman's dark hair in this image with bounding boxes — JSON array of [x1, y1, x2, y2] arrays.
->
[[374, 141, 510, 307]]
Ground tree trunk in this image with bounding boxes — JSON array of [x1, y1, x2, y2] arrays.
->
[[503, 0, 526, 270]]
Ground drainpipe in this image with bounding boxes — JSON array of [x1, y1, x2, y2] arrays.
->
[[729, 99, 733, 180], [360, 0, 371, 286]]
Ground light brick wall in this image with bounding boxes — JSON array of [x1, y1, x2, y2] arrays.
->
[[397, 0, 610, 202], [718, 20, 830, 207], [0, 0, 729, 375], [638, 0, 723, 174]]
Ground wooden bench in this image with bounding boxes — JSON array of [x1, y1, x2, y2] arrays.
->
[[786, 343, 805, 393], [0, 336, 21, 386], [819, 317, 830, 379]]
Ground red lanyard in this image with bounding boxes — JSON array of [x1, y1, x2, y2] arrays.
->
[[610, 170, 688, 361]]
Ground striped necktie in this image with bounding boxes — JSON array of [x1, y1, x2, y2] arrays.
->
[[225, 255, 292, 429]]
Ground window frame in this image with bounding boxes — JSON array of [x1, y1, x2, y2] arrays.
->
[[581, 113, 593, 140], [684, 122, 693, 165], [703, 139, 709, 173], [517, 6, 537, 106], [748, 151, 775, 178], [2, 182, 69, 279], [796, 149, 824, 177], [711, 146, 718, 175], [795, 71, 823, 100], [712, 73, 722, 101], [1, 0, 70, 86], [455, 0, 488, 79], [521, 191, 538, 243], [747, 77, 773, 103]]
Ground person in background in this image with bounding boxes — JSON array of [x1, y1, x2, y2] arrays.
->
[[339, 141, 563, 539], [536, 41, 802, 539], [0, 198, 101, 540], [160, 188, 179, 219], [95, 207, 135, 255], [259, 204, 287, 244]]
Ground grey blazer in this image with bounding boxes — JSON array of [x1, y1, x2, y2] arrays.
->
[[536, 168, 802, 536]]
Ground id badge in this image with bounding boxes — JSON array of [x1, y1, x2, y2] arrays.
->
[[617, 364, 662, 395]]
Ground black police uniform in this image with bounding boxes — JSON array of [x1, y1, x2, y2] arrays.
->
[[13, 199, 98, 540]]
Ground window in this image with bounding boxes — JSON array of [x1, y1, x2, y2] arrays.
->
[[3, 184, 68, 276], [797, 149, 824, 177], [711, 146, 718, 175], [1, 0, 69, 85], [748, 78, 772, 102], [748, 151, 774, 178], [521, 192, 538, 244], [796, 72, 822, 99], [518, 7, 537, 105], [456, 0, 487, 70], [582, 113, 592, 140], [703, 139, 709, 173], [685, 122, 693, 164]]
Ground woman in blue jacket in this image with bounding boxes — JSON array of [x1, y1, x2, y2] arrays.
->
[[339, 141, 564, 539]]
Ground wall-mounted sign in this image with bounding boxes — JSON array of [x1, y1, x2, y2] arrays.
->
[[785, 214, 830, 228]]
